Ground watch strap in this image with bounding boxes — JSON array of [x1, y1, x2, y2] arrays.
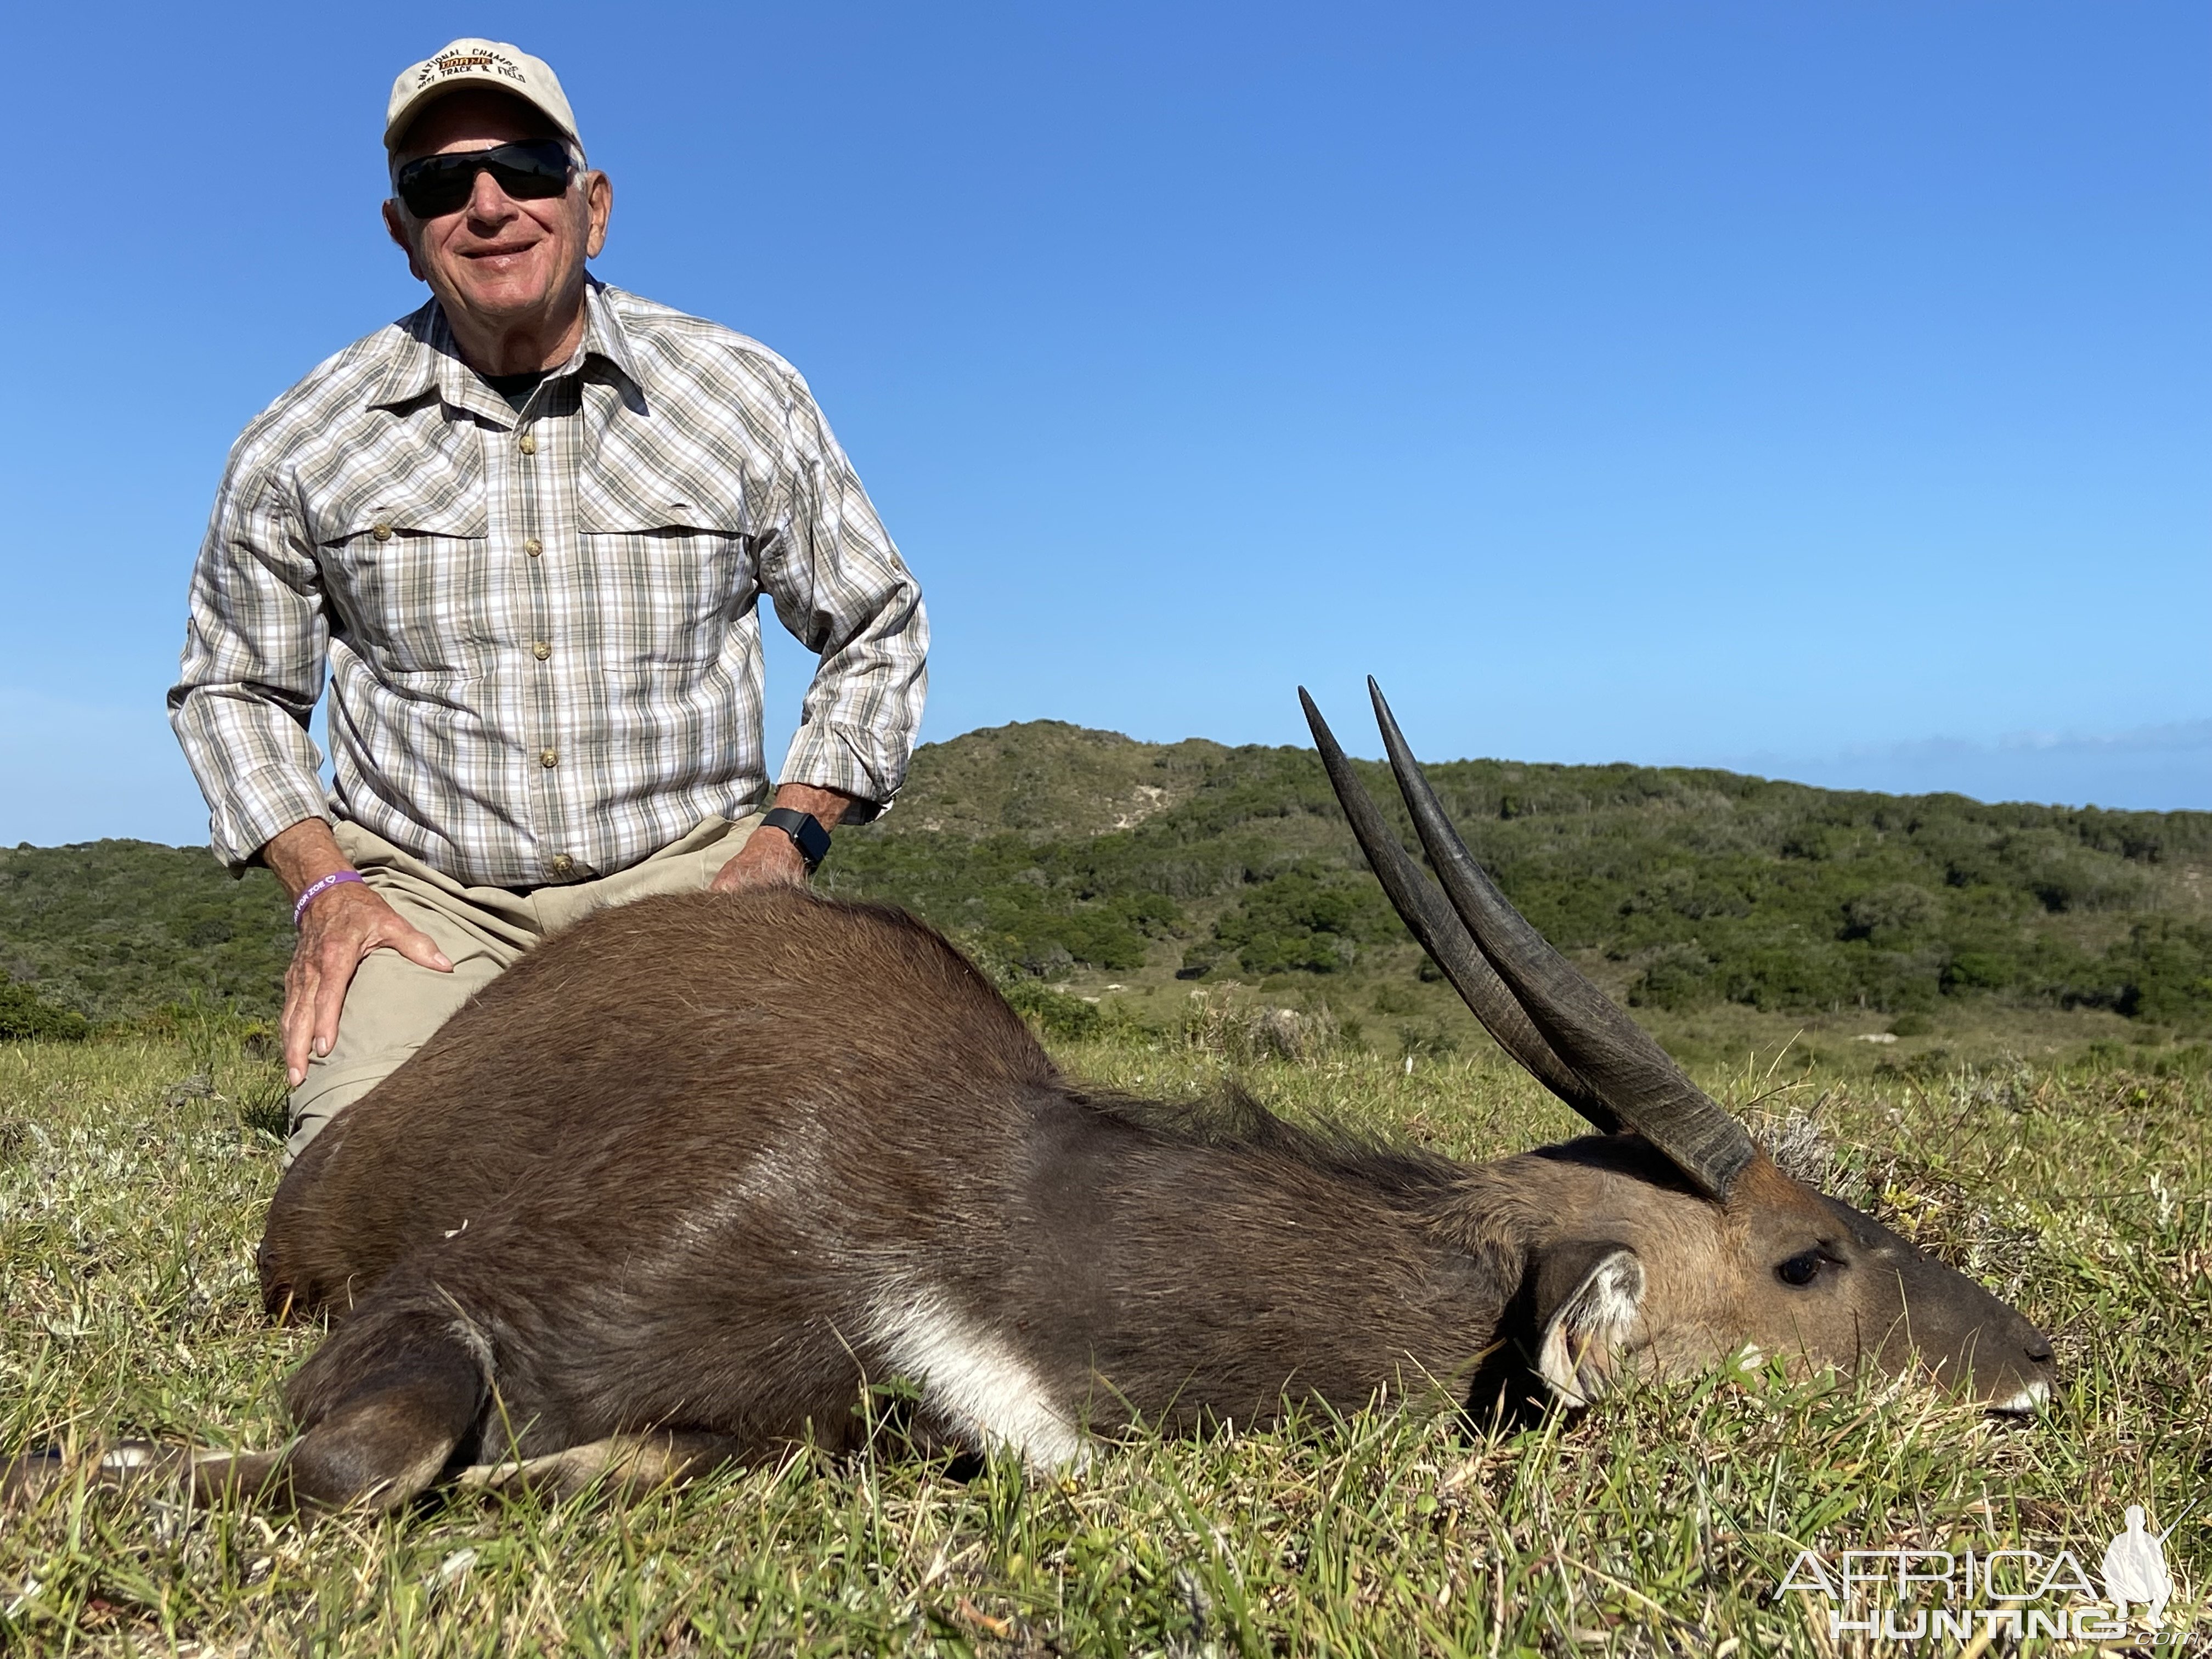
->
[[760, 806, 832, 871]]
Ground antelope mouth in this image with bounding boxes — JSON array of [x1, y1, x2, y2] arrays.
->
[[1988, 1376, 2052, 1417]]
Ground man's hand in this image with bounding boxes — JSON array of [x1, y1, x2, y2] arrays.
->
[[712, 784, 856, 894], [264, 819, 453, 1087]]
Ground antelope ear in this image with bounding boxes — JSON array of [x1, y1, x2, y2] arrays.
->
[[1532, 1242, 1646, 1407]]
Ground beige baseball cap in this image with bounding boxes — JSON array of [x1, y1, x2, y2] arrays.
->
[[385, 39, 582, 155]]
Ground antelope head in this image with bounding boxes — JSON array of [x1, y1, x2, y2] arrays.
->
[[1304, 684, 2057, 1415]]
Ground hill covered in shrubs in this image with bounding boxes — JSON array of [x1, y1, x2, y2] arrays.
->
[[0, 840, 293, 1036], [2, 720, 2208, 1041], [823, 723, 2212, 1036]]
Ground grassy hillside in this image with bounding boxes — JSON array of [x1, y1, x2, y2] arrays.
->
[[823, 721, 2212, 1060], [5, 721, 2211, 1069], [0, 841, 291, 1034]]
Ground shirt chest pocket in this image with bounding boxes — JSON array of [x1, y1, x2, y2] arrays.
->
[[575, 492, 754, 669], [313, 499, 495, 677]]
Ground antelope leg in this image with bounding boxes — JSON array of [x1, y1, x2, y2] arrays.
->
[[0, 1447, 70, 1505], [2, 1441, 294, 1508], [456, 1431, 745, 1502], [270, 1309, 492, 1512]]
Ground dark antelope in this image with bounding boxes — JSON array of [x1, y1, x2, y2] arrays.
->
[[10, 687, 2053, 1510]]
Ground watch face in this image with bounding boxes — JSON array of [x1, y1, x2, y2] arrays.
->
[[797, 817, 832, 866], [765, 808, 831, 867]]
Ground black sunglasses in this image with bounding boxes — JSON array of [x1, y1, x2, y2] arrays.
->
[[394, 139, 577, 219]]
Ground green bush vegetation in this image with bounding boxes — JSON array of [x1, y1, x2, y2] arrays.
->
[[828, 722, 2212, 1036], [0, 973, 89, 1042], [0, 840, 291, 1025], [7, 722, 2210, 1052]]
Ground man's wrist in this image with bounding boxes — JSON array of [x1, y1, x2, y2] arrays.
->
[[293, 871, 367, 927], [769, 783, 859, 828], [759, 807, 832, 872], [261, 817, 353, 903]]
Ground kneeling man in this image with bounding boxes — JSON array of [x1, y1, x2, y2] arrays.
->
[[170, 41, 927, 1161]]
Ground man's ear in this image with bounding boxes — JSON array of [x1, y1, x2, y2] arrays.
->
[[382, 200, 427, 281], [1530, 1241, 1646, 1407], [583, 171, 612, 259]]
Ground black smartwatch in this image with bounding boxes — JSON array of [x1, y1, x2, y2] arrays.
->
[[759, 806, 833, 873]]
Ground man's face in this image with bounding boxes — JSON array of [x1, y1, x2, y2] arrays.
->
[[383, 91, 612, 335]]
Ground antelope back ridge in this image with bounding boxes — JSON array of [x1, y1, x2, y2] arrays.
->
[[8, 690, 2055, 1513]]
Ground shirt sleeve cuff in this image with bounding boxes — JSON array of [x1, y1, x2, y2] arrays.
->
[[207, 767, 333, 871], [777, 723, 909, 822]]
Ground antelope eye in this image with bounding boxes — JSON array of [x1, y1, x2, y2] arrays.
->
[[1776, 1250, 1827, 1288]]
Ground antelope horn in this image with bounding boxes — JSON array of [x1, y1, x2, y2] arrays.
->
[[1362, 679, 1756, 1201], [1300, 689, 1621, 1132]]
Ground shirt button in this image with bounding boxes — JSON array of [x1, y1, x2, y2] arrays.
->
[[539, 748, 558, 769], [518, 433, 537, 455], [523, 537, 543, 557], [531, 640, 551, 661], [550, 853, 575, 877], [371, 522, 393, 543]]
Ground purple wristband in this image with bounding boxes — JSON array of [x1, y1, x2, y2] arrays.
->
[[293, 870, 366, 927]]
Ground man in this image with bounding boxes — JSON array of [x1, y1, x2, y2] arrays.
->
[[170, 40, 927, 1162]]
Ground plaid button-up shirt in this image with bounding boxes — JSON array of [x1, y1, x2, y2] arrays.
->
[[170, 281, 927, 888]]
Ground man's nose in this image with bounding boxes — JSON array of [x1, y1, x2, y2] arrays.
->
[[464, 165, 517, 223]]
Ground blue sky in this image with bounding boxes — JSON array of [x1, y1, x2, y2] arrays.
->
[[1, 1, 2205, 847]]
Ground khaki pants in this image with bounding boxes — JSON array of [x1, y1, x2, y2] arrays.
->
[[287, 814, 762, 1164]]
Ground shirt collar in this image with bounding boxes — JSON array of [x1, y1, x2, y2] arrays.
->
[[366, 279, 642, 420]]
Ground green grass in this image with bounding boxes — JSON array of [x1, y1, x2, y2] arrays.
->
[[3, 1030, 2207, 1655]]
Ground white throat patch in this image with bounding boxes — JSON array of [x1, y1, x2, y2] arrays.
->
[[868, 1288, 1088, 1471]]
